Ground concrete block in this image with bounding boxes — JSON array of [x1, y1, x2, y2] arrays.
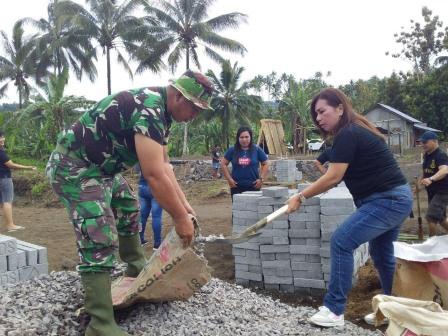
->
[[249, 280, 264, 289], [258, 196, 286, 206], [289, 238, 306, 245], [233, 242, 260, 251], [288, 212, 320, 222], [320, 206, 355, 215], [304, 205, 320, 213], [246, 250, 261, 259], [258, 237, 274, 244], [232, 247, 246, 256], [262, 260, 290, 269], [306, 254, 321, 263], [233, 210, 259, 220], [6, 253, 18, 271], [320, 214, 351, 225], [275, 253, 290, 260], [306, 238, 321, 246], [0, 270, 19, 286], [17, 246, 38, 266], [234, 256, 261, 266], [279, 284, 295, 293], [258, 205, 274, 213], [262, 186, 289, 198], [294, 277, 326, 289], [263, 268, 292, 277], [260, 212, 288, 221], [261, 253, 275, 261], [321, 231, 333, 242], [302, 197, 320, 206], [233, 218, 251, 226], [288, 229, 320, 238], [290, 254, 306, 262], [293, 270, 323, 279], [0, 255, 7, 272], [264, 283, 280, 291], [320, 247, 331, 258], [248, 265, 262, 273], [290, 245, 320, 255], [264, 275, 293, 285], [233, 193, 261, 204], [273, 237, 289, 245], [235, 263, 249, 272], [306, 221, 321, 229], [0, 235, 17, 256], [272, 220, 289, 229], [260, 245, 289, 253], [235, 271, 262, 281], [291, 262, 322, 272], [236, 278, 249, 286], [289, 221, 307, 230], [232, 225, 247, 233]]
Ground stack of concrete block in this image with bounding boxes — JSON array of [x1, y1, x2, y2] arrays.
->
[[232, 185, 370, 293], [272, 160, 302, 182], [232, 192, 264, 288], [0, 235, 48, 287]]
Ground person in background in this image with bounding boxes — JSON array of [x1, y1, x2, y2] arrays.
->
[[287, 88, 412, 328], [211, 144, 221, 178], [46, 70, 213, 336], [419, 131, 448, 236], [0, 130, 36, 232], [136, 163, 164, 249], [221, 126, 269, 199], [314, 147, 332, 175]]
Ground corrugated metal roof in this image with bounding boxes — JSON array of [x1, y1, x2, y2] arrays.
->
[[413, 123, 442, 132], [377, 103, 422, 124]]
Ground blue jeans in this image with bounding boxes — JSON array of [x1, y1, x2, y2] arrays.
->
[[324, 184, 413, 315], [138, 183, 163, 247]]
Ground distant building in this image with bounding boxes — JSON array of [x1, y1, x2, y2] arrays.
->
[[365, 103, 442, 151]]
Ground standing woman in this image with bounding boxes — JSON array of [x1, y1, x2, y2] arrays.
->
[[287, 88, 412, 328], [0, 130, 36, 232], [221, 126, 269, 199]]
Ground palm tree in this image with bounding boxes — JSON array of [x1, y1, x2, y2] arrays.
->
[[0, 21, 38, 108], [71, 0, 150, 95], [206, 60, 262, 148], [138, 0, 248, 155], [19, 67, 94, 154], [20, 0, 97, 82], [278, 79, 314, 154]]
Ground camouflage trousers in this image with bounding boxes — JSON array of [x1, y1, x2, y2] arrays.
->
[[46, 151, 139, 273]]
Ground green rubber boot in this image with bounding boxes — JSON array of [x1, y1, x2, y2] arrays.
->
[[118, 234, 146, 277], [81, 272, 129, 336]]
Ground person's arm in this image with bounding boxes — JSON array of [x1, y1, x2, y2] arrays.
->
[[421, 165, 448, 186], [220, 157, 237, 188], [4, 161, 36, 170], [135, 133, 193, 247], [162, 146, 196, 216], [254, 160, 269, 189], [314, 160, 327, 175], [287, 163, 348, 212]]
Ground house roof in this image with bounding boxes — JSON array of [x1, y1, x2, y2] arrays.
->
[[376, 103, 421, 124], [413, 123, 442, 133]]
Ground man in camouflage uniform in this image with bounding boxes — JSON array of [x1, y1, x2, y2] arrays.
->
[[46, 70, 214, 336]]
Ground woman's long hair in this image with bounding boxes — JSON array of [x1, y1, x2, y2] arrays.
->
[[310, 88, 384, 140], [233, 126, 254, 164]]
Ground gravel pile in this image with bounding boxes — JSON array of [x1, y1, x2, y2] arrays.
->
[[0, 272, 382, 336]]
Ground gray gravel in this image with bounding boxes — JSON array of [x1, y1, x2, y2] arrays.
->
[[0, 271, 383, 336]]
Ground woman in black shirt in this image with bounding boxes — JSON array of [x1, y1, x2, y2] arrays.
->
[[287, 88, 412, 328]]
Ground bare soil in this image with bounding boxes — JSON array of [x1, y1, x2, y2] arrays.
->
[[2, 174, 435, 332]]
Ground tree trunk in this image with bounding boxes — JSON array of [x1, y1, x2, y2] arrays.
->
[[107, 47, 111, 95], [18, 85, 23, 109], [181, 47, 190, 156]]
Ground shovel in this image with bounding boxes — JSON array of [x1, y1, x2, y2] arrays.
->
[[196, 204, 289, 244], [414, 176, 424, 240]]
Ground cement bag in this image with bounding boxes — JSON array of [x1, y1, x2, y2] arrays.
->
[[392, 235, 448, 309], [372, 294, 448, 336], [112, 220, 212, 309]]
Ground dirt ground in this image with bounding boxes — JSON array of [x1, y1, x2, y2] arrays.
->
[[1, 175, 437, 332]]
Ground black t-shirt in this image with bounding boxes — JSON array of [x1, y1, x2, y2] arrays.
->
[[0, 149, 11, 178], [212, 148, 221, 163], [317, 147, 332, 164], [331, 123, 407, 200], [423, 147, 448, 195]]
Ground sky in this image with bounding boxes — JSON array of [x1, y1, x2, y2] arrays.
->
[[0, 0, 448, 103]]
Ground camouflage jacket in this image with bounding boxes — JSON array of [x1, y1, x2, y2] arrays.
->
[[57, 87, 172, 175]]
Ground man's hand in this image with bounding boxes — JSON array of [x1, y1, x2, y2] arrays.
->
[[228, 178, 237, 188], [253, 178, 263, 189], [421, 178, 433, 187], [174, 215, 194, 248], [286, 194, 302, 213]]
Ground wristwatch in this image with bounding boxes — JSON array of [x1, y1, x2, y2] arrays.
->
[[429, 176, 435, 182], [297, 192, 306, 203]]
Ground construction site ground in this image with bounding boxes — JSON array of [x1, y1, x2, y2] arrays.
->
[[4, 163, 431, 333]]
